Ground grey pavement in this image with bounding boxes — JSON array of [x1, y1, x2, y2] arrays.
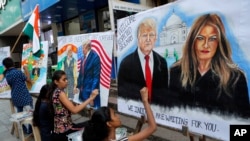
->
[[0, 99, 20, 141], [0, 96, 219, 141]]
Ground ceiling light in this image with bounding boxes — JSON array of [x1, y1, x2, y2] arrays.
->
[[87, 0, 95, 2], [56, 6, 62, 9], [68, 7, 76, 11]]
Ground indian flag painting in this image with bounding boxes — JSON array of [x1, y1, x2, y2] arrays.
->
[[21, 41, 48, 93], [23, 5, 40, 54]]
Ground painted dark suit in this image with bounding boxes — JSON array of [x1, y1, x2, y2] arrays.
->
[[169, 65, 250, 118], [77, 50, 101, 108], [32, 67, 40, 77], [118, 49, 169, 106]]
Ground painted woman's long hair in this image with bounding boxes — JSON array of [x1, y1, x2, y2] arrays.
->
[[175, 13, 242, 97]]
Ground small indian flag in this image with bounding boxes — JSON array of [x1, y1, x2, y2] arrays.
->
[[23, 5, 40, 53]]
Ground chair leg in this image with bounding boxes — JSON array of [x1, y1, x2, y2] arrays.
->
[[32, 126, 41, 141], [20, 117, 41, 141], [11, 122, 19, 138]]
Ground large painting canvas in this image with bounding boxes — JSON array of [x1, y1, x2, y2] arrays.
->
[[117, 0, 250, 140]]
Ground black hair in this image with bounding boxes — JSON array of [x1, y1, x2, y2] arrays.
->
[[47, 70, 66, 101], [47, 70, 66, 120], [33, 70, 66, 127], [2, 57, 14, 69], [82, 107, 111, 141], [33, 84, 51, 127]]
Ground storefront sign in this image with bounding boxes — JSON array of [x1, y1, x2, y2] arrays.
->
[[0, 0, 7, 10], [0, 0, 22, 34]]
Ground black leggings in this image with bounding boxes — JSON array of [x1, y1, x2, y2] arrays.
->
[[53, 121, 88, 141]]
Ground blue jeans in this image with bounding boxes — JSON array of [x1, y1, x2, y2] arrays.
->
[[16, 106, 24, 113]]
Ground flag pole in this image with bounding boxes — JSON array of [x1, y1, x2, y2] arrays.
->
[[11, 31, 23, 53]]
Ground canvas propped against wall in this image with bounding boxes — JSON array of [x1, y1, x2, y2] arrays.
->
[[117, 0, 250, 140], [21, 41, 49, 93], [0, 46, 11, 98], [57, 31, 114, 108]]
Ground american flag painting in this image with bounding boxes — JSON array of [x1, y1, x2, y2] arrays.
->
[[77, 39, 112, 89], [58, 31, 114, 106]]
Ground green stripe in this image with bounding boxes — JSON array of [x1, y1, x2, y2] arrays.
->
[[23, 23, 33, 39]]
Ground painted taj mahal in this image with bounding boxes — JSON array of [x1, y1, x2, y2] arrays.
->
[[154, 11, 189, 68]]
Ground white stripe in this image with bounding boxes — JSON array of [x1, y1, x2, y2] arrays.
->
[[32, 31, 40, 53], [92, 48, 112, 68]]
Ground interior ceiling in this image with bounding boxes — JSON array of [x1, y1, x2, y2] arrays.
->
[[1, 0, 108, 36]]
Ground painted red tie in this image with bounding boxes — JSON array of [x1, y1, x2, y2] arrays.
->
[[145, 55, 152, 102]]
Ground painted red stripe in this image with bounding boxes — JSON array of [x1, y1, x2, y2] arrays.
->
[[92, 47, 112, 71], [101, 81, 110, 88], [92, 40, 111, 62], [100, 74, 110, 88], [101, 66, 111, 78], [101, 76, 110, 85], [88, 39, 112, 89], [92, 46, 111, 67]]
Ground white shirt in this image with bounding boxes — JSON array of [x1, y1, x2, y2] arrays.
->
[[137, 48, 153, 80], [84, 50, 90, 59]]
